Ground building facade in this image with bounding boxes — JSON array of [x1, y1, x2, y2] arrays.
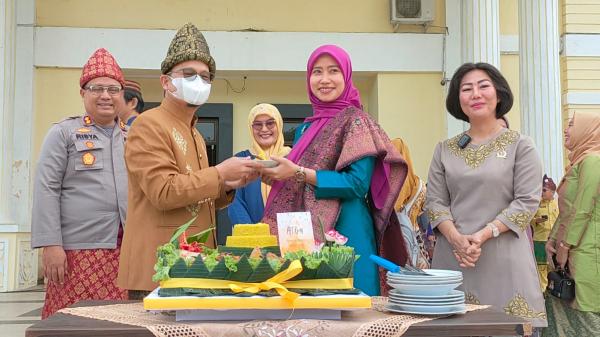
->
[[0, 0, 595, 291]]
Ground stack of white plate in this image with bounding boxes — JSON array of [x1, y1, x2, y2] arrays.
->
[[385, 269, 466, 315]]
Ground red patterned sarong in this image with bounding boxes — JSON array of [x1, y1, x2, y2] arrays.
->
[[42, 248, 127, 319]]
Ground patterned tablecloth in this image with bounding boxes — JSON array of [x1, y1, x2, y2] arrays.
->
[[59, 297, 489, 337]]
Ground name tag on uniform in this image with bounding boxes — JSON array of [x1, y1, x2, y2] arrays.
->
[[76, 134, 99, 140]]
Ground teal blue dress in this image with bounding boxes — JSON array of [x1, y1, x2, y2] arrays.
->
[[295, 123, 379, 295]]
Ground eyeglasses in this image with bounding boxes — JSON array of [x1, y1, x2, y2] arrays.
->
[[168, 68, 211, 82], [252, 120, 277, 130], [85, 85, 122, 96]]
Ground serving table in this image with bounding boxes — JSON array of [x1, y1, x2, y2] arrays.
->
[[25, 299, 531, 337]]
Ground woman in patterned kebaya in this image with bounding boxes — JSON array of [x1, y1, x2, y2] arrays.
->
[[425, 62, 546, 331], [261, 45, 408, 296]]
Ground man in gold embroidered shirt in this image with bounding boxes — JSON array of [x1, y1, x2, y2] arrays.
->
[[117, 23, 261, 298]]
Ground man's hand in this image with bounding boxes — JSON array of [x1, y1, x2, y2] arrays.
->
[[43, 245, 68, 285], [224, 177, 257, 191], [215, 157, 262, 183]]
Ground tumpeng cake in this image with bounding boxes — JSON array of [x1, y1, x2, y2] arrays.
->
[[225, 223, 278, 248], [145, 222, 371, 311]]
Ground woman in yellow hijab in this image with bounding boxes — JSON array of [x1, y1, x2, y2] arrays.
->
[[391, 138, 431, 269], [227, 103, 290, 224]]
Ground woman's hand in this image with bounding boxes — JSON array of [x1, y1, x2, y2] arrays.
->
[[447, 230, 481, 268], [470, 227, 492, 247], [556, 241, 570, 269], [545, 239, 557, 269], [261, 156, 298, 181]]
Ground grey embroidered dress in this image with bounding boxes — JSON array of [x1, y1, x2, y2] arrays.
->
[[425, 129, 547, 327]]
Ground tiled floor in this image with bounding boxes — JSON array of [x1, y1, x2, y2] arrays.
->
[[0, 285, 44, 337]]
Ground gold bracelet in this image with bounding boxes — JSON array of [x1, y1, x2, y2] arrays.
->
[[294, 166, 306, 183]]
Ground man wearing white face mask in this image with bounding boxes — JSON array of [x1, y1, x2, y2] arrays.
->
[[117, 23, 262, 298]]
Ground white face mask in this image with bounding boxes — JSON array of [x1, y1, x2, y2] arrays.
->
[[169, 76, 211, 106]]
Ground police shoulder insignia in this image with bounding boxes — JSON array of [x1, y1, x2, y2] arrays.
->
[[54, 116, 79, 124], [83, 116, 93, 125], [82, 152, 96, 166], [119, 120, 126, 130]]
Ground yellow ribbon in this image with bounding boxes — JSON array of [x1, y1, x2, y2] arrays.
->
[[159, 260, 354, 303], [228, 260, 302, 302]]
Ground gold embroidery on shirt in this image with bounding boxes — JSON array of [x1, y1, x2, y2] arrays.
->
[[447, 130, 519, 168], [503, 294, 547, 319], [172, 128, 187, 155], [185, 163, 193, 173], [465, 292, 481, 305], [427, 209, 450, 222], [502, 209, 534, 231]]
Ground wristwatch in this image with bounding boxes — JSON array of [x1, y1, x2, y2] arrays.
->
[[295, 166, 306, 183], [487, 222, 500, 238]]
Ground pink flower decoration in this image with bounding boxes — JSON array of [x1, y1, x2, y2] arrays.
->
[[325, 229, 348, 245], [314, 239, 325, 250]]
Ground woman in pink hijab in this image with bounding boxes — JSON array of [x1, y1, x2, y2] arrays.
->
[[261, 45, 408, 295]]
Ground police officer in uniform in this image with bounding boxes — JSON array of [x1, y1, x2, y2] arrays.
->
[[31, 48, 128, 319]]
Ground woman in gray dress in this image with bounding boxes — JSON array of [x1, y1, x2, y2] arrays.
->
[[425, 62, 547, 330]]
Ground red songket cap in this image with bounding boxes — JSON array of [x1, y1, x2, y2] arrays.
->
[[80, 48, 125, 88]]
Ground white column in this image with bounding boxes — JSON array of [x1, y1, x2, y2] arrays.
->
[[0, 0, 37, 292], [445, 0, 500, 137], [461, 0, 501, 67], [13, 0, 35, 232], [0, 0, 16, 229], [519, 0, 564, 181]]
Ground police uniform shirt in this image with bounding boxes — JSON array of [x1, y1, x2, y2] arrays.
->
[[31, 115, 127, 250]]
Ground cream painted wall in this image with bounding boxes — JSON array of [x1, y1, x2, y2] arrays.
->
[[500, 54, 521, 133], [372, 73, 445, 179], [499, 0, 519, 35], [563, 0, 600, 34], [34, 68, 83, 160], [36, 0, 446, 34], [564, 104, 600, 116], [561, 57, 600, 92]]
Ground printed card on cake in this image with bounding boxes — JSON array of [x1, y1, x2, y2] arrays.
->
[[276, 212, 316, 255]]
